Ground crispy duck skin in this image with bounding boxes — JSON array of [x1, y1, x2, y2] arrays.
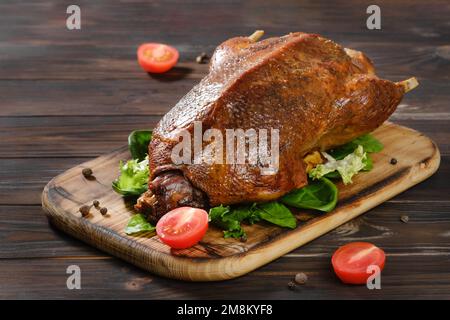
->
[[135, 31, 416, 222]]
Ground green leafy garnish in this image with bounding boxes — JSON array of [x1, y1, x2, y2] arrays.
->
[[125, 214, 155, 235], [209, 205, 247, 239], [209, 202, 296, 239], [352, 134, 383, 153], [362, 154, 373, 171], [327, 143, 357, 160], [321, 134, 382, 181], [128, 130, 152, 161], [112, 157, 149, 196], [309, 145, 367, 184], [254, 202, 297, 228], [281, 177, 338, 212], [328, 134, 383, 160]]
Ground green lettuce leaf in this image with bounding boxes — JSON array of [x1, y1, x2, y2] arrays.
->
[[281, 177, 338, 212], [309, 145, 367, 184], [112, 157, 149, 196], [362, 153, 373, 171]]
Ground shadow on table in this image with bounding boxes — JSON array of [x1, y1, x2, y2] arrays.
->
[[147, 66, 193, 82]]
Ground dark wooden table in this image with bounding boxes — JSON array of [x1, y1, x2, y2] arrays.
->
[[1, 0, 449, 299]]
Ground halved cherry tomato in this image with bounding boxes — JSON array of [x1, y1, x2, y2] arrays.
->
[[156, 207, 208, 249], [137, 43, 179, 73], [332, 242, 386, 284]]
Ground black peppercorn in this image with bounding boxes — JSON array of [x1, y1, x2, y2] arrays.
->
[[400, 215, 409, 223], [93, 200, 100, 208], [294, 272, 308, 285], [82, 168, 93, 178], [390, 158, 398, 165], [100, 207, 108, 216], [287, 281, 297, 291], [79, 205, 91, 217], [195, 52, 208, 64]]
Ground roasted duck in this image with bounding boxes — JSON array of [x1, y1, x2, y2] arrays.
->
[[136, 31, 417, 223]]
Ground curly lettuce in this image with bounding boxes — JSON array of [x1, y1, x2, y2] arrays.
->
[[112, 157, 149, 196], [309, 145, 367, 184]]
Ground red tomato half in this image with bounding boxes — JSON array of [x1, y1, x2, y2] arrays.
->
[[137, 43, 179, 73], [156, 207, 208, 249], [332, 242, 386, 284]]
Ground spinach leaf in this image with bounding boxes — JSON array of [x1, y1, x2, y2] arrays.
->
[[254, 202, 297, 229], [324, 171, 341, 179], [209, 201, 297, 238], [328, 134, 383, 160], [223, 229, 246, 239], [209, 205, 246, 238], [328, 143, 357, 160], [125, 214, 155, 235], [352, 134, 383, 153], [281, 177, 338, 212], [128, 130, 152, 161], [112, 158, 149, 196]]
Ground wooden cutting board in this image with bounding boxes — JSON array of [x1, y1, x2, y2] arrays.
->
[[42, 122, 440, 281]]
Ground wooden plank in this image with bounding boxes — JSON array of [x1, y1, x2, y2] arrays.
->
[[0, 1, 449, 80], [0, 205, 102, 259], [0, 80, 196, 117], [0, 115, 161, 158], [0, 254, 449, 299], [0, 118, 449, 158], [3, 201, 450, 260], [0, 78, 449, 118], [1, 43, 448, 81], [0, 158, 88, 205], [41, 123, 441, 281], [1, 0, 448, 46], [1, 156, 449, 206], [0, 0, 449, 298]]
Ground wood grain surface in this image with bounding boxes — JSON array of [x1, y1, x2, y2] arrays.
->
[[42, 123, 440, 281], [1, 0, 450, 298]]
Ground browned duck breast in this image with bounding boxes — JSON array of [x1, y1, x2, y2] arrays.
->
[[136, 31, 417, 223]]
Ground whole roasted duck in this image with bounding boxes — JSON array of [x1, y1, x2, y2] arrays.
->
[[136, 31, 417, 222]]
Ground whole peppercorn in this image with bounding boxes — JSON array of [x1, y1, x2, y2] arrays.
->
[[294, 272, 308, 285], [93, 200, 100, 208], [79, 205, 91, 217], [390, 158, 398, 165], [82, 168, 93, 178], [287, 281, 297, 291], [195, 52, 208, 64], [400, 215, 409, 223], [100, 207, 108, 216]]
